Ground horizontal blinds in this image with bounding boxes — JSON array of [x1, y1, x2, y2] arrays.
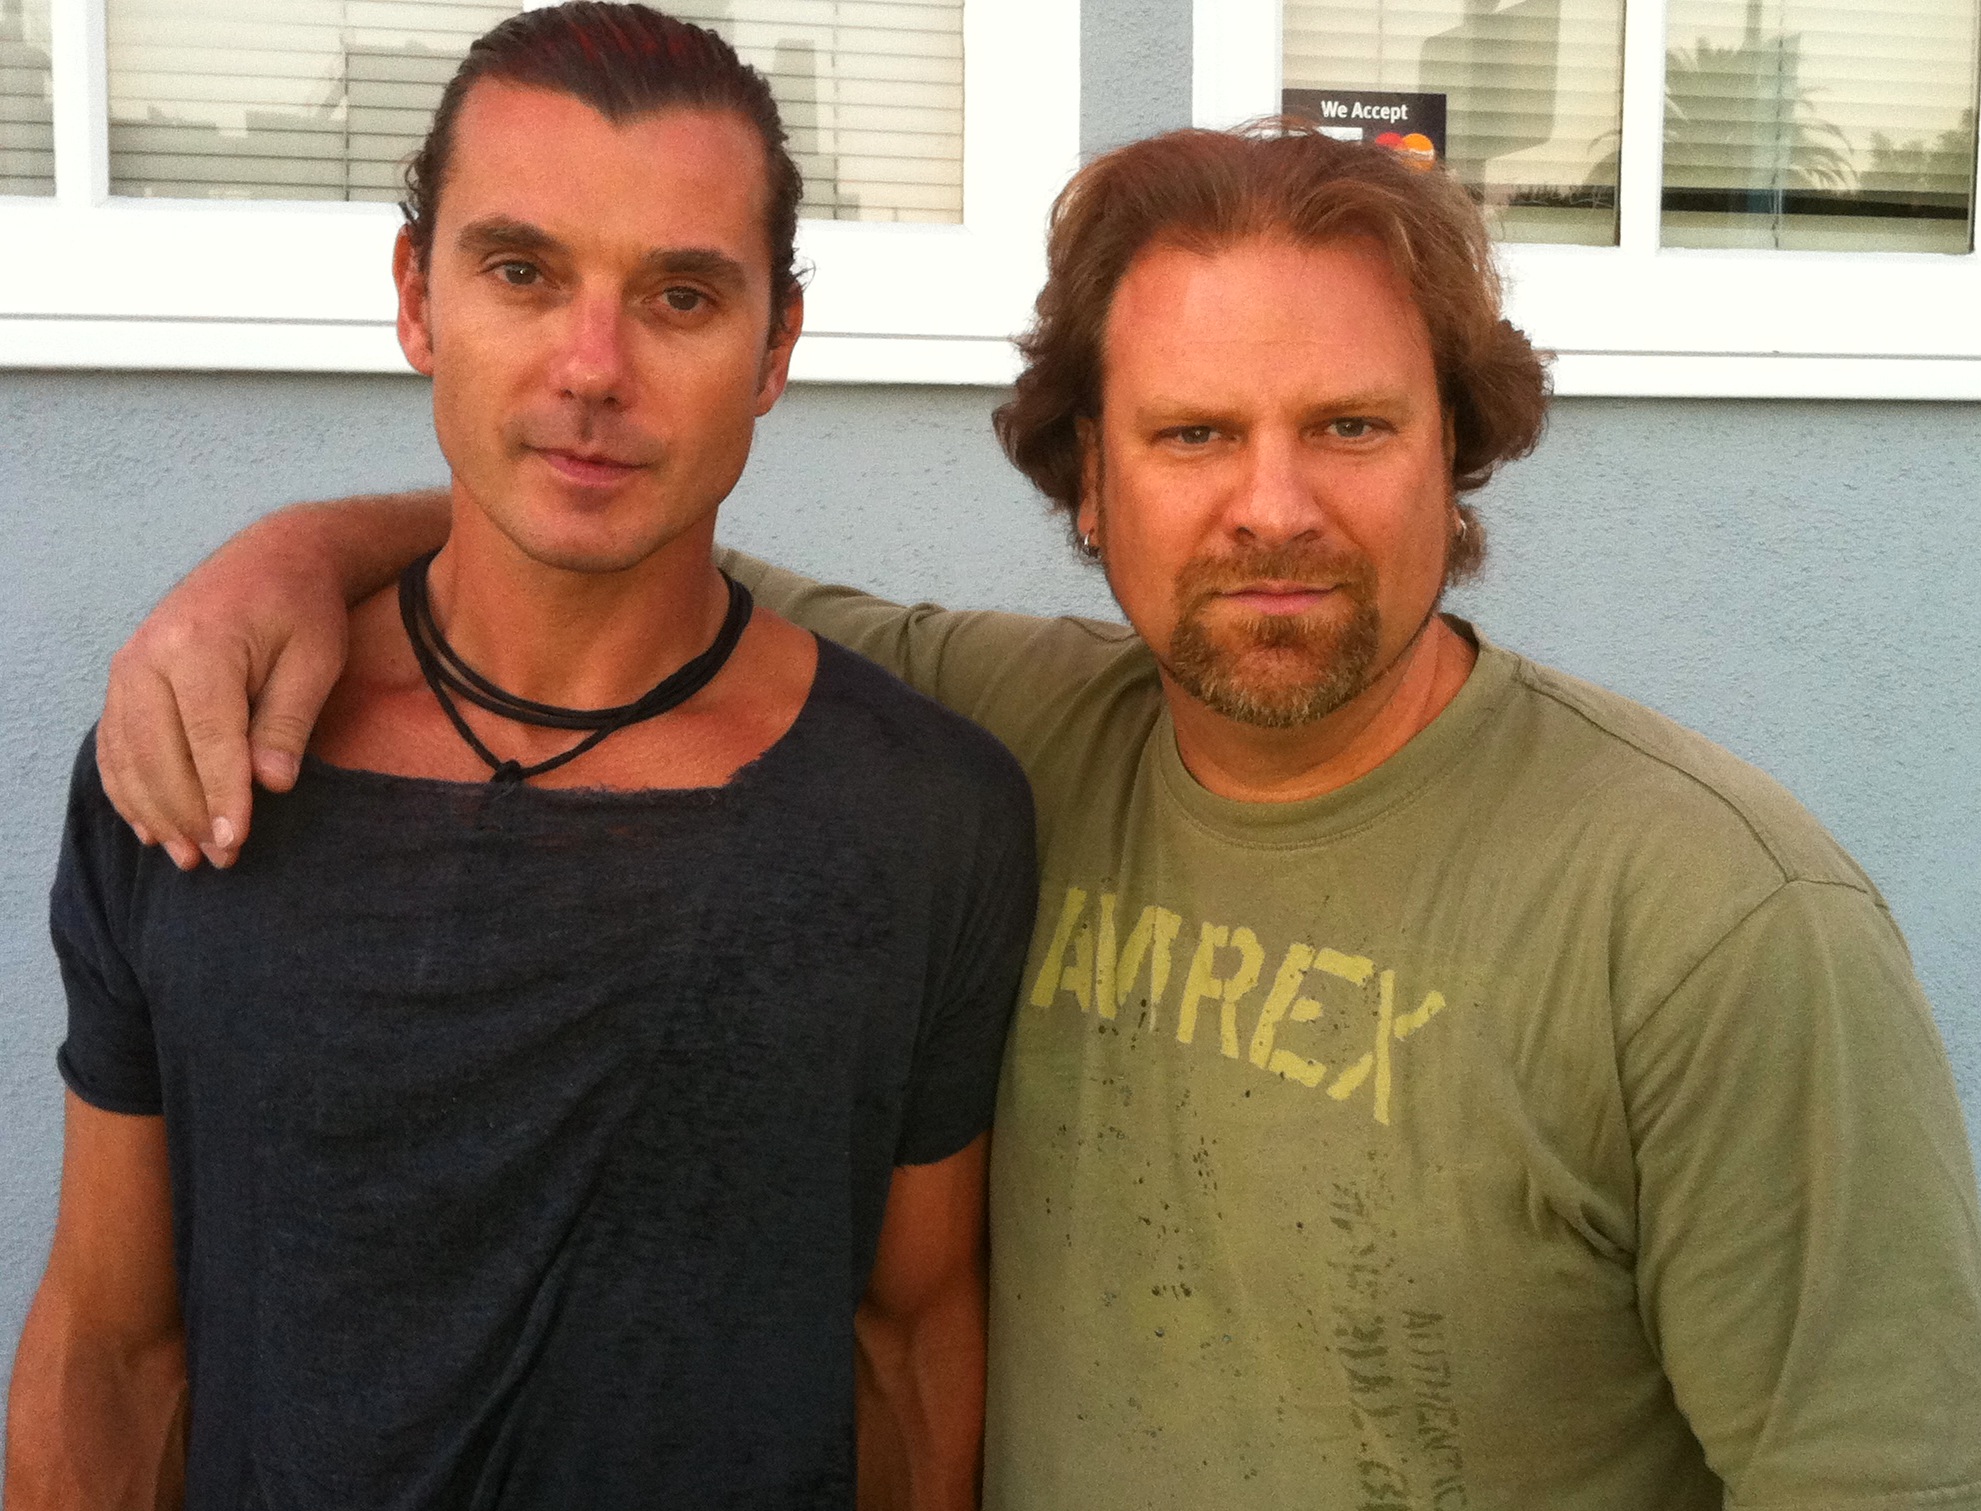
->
[[1284, 0, 1625, 210], [0, 0, 53, 196], [677, 1, 962, 223], [107, 1, 517, 201], [105, 0, 962, 222], [1662, 0, 1978, 249]]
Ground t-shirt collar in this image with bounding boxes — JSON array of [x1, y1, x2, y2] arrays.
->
[[1150, 617, 1519, 846]]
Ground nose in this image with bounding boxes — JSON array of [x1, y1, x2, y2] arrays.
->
[[550, 290, 631, 409], [1225, 426, 1322, 547]]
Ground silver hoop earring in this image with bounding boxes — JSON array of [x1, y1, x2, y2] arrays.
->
[[1080, 529, 1101, 559]]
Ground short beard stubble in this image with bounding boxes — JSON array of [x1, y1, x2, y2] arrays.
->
[[1161, 541, 1386, 729]]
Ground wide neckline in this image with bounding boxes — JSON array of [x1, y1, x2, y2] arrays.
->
[[298, 632, 835, 807]]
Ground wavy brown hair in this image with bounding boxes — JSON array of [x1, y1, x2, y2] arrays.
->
[[993, 120, 1551, 578]]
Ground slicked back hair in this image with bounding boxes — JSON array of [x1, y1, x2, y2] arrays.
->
[[993, 120, 1552, 579], [402, 3, 803, 329]]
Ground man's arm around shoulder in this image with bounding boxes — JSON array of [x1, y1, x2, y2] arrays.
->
[[856, 1134, 989, 1511], [5, 1092, 187, 1510], [98, 489, 448, 872]]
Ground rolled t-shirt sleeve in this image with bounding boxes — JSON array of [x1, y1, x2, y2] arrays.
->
[[50, 730, 164, 1116], [893, 753, 1039, 1168]]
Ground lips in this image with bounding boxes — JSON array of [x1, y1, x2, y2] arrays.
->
[[1216, 582, 1339, 616], [531, 448, 646, 487]]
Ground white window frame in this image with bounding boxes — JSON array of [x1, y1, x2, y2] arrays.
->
[[0, 0, 1080, 383], [1196, 0, 1981, 399]]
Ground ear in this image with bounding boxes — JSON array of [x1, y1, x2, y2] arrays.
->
[[1075, 415, 1102, 541], [753, 289, 805, 417], [394, 227, 436, 378]]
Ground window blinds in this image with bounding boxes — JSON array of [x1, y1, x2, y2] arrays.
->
[[679, 2, 963, 223], [107, 0, 515, 201], [0, 0, 52, 196], [1662, 0, 1979, 251], [1283, 0, 1626, 245], [105, 0, 963, 223]]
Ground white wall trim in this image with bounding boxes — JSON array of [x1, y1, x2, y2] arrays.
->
[[1193, 0, 1981, 401], [0, 0, 1079, 383]]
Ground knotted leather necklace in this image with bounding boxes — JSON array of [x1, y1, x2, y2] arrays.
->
[[398, 549, 754, 784]]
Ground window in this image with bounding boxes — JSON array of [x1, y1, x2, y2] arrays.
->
[[1661, 0, 1977, 253], [674, 1, 964, 224], [1, 0, 53, 194], [1282, 0, 1626, 247], [105, 1, 512, 203], [1196, 0, 1981, 397], [0, 0, 1077, 381]]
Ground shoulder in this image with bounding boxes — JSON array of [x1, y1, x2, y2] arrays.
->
[[51, 726, 158, 952], [60, 727, 135, 858], [1487, 646, 1878, 898], [807, 639, 1036, 818]]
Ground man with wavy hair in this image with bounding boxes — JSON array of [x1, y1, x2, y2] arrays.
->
[[77, 119, 1981, 1508]]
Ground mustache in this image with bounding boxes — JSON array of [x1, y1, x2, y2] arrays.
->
[[1173, 542, 1375, 607], [511, 414, 664, 468]]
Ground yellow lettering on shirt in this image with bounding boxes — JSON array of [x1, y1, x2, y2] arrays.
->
[[1095, 895, 1183, 1027], [1175, 924, 1265, 1058], [1323, 969, 1399, 1122], [1033, 884, 1460, 1125], [1253, 945, 1375, 1087], [1393, 989, 1447, 1040], [1028, 886, 1089, 1009]]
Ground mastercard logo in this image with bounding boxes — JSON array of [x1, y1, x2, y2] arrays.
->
[[1374, 131, 1439, 170]]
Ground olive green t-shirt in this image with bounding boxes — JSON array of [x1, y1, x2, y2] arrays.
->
[[723, 552, 1981, 1511]]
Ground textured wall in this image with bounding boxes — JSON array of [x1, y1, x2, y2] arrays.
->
[[3, 381, 1977, 1423], [1082, 0, 1196, 152]]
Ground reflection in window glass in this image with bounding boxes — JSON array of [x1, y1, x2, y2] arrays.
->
[[680, 2, 963, 224], [1, 0, 53, 196], [1662, 0, 1979, 252], [107, 0, 962, 223], [108, 0, 517, 201], [1283, 0, 1627, 245], [1664, 0, 1973, 253]]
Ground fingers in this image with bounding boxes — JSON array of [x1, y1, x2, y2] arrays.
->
[[167, 649, 257, 870], [246, 622, 346, 796], [98, 647, 217, 873]]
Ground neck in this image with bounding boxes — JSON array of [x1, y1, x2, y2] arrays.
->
[[1162, 613, 1477, 803], [423, 491, 729, 710]]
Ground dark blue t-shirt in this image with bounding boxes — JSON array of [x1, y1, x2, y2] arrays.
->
[[51, 638, 1037, 1511]]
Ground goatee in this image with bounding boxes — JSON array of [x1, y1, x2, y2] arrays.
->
[[1162, 543, 1383, 728]]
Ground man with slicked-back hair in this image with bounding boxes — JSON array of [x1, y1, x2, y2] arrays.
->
[[66, 100, 1981, 1511], [7, 9, 1035, 1508]]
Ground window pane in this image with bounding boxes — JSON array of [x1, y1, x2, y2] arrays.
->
[[1, 0, 53, 196], [1662, 0, 1980, 252], [108, 1, 517, 202], [1283, 0, 1627, 246], [106, 0, 962, 222], [678, 1, 963, 224]]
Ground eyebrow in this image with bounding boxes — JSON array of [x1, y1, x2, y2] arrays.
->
[[456, 216, 564, 261], [1137, 388, 1416, 422], [454, 217, 748, 290]]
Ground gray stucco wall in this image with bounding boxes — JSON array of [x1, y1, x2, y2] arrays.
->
[[3, 377, 1978, 1425]]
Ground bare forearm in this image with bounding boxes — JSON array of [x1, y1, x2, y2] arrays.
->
[[855, 1278, 986, 1511], [226, 488, 449, 609], [5, 1291, 188, 1510]]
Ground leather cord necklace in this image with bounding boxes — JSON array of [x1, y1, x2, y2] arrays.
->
[[398, 549, 754, 784]]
